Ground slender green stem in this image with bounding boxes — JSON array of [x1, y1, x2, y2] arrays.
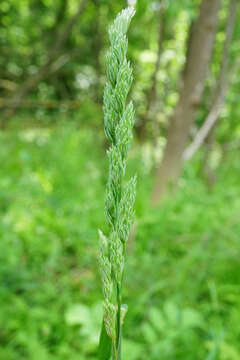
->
[[116, 284, 122, 357]]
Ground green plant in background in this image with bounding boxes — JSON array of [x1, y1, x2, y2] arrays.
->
[[98, 7, 136, 360]]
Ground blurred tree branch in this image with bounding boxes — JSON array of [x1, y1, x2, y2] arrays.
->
[[183, 0, 238, 161], [151, 0, 221, 204], [0, 98, 83, 110], [1, 0, 88, 129]]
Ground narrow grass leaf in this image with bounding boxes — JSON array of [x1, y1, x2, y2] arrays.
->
[[98, 320, 112, 360]]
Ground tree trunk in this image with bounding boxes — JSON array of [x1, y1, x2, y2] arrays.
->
[[92, 0, 103, 103], [183, 0, 238, 161], [151, 0, 221, 204], [137, 3, 166, 140], [0, 0, 87, 129]]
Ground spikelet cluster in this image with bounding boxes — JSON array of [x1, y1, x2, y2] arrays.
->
[[99, 7, 136, 341]]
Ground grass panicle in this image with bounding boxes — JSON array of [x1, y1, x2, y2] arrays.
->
[[98, 7, 136, 360]]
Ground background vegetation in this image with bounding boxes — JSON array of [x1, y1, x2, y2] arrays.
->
[[0, 0, 240, 359]]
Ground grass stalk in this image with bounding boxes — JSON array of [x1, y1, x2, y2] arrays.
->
[[98, 7, 136, 360]]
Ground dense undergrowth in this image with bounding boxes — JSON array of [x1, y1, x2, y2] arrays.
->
[[0, 125, 239, 360]]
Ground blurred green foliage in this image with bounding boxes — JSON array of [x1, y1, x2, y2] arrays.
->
[[0, 125, 239, 359], [1, 0, 240, 147], [1, 0, 240, 359]]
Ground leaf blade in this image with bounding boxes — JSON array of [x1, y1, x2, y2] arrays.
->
[[98, 319, 112, 360]]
